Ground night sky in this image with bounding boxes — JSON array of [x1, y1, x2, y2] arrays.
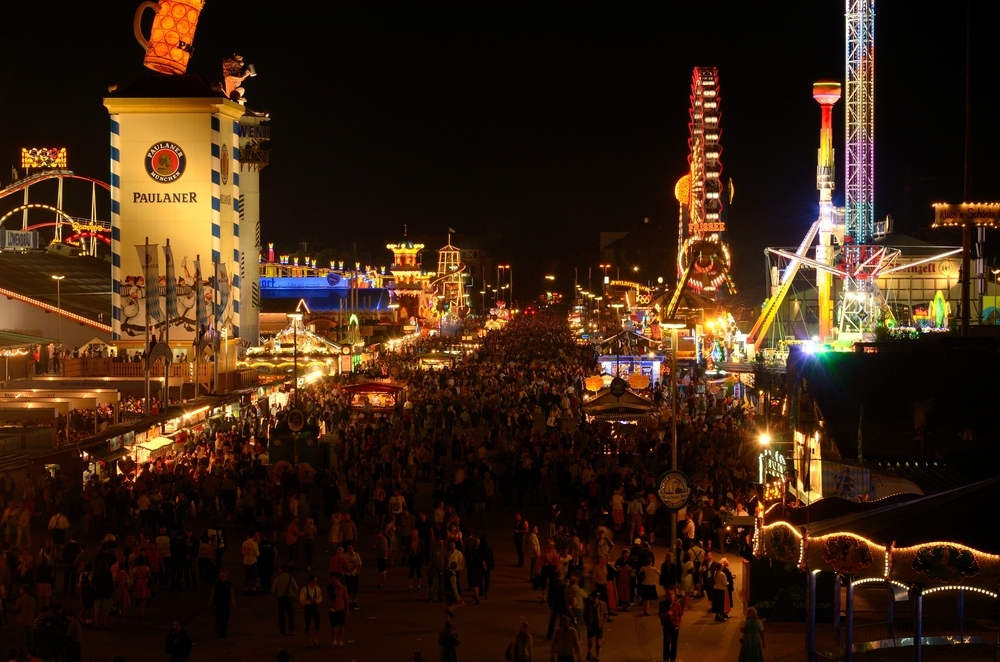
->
[[3, 1, 999, 300]]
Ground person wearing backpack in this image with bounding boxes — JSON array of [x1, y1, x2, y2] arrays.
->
[[657, 588, 683, 662]]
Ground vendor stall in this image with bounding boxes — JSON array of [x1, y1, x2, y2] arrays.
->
[[341, 380, 406, 417]]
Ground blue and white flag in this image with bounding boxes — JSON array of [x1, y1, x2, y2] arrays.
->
[[136, 243, 164, 323], [193, 258, 209, 341], [163, 244, 179, 322], [217, 262, 231, 327]]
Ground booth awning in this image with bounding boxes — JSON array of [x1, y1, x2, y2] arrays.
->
[[138, 436, 174, 453], [84, 444, 129, 462]]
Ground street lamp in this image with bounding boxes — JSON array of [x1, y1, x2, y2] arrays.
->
[[51, 275, 65, 346], [662, 317, 687, 556], [497, 265, 512, 305], [286, 312, 303, 407]]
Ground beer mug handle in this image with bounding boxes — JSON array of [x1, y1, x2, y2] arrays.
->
[[134, 1, 160, 53]]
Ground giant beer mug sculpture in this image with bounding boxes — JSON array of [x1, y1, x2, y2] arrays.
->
[[134, 0, 204, 75]]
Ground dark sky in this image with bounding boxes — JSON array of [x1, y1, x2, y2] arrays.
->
[[3, 2, 999, 299]]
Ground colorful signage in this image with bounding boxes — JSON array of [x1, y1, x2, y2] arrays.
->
[[932, 203, 1000, 227], [21, 148, 67, 169], [608, 280, 652, 292], [144, 142, 187, 183]]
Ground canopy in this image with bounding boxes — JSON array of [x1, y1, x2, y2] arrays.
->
[[583, 388, 659, 421]]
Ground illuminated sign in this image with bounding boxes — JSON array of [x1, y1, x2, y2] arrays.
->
[[132, 192, 198, 203], [763, 480, 784, 502], [608, 280, 652, 292], [21, 148, 67, 169], [758, 448, 787, 483], [144, 142, 187, 183], [932, 203, 1000, 227], [688, 222, 726, 234]]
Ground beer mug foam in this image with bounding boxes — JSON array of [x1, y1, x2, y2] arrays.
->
[[134, 0, 204, 75]]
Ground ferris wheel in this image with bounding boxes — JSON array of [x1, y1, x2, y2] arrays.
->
[[668, 67, 736, 314]]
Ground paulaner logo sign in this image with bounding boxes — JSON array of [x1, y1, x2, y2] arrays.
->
[[144, 142, 187, 183]]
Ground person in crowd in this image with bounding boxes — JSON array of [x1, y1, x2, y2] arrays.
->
[[658, 588, 684, 662]]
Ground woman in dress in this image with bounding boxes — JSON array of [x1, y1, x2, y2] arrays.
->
[[637, 557, 660, 615], [610, 487, 625, 532], [680, 550, 695, 611], [738, 606, 766, 662], [131, 556, 152, 617]]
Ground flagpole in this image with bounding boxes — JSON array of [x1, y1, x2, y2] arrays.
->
[[195, 254, 201, 399], [214, 258, 220, 395], [144, 237, 151, 416], [164, 239, 171, 409]]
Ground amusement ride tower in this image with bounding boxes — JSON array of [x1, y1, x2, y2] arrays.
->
[[840, 0, 885, 334], [814, 82, 842, 341], [665, 67, 736, 318]]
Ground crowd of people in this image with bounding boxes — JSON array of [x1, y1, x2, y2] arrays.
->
[[0, 308, 768, 662]]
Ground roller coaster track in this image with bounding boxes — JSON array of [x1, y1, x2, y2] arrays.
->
[[0, 170, 110, 200]]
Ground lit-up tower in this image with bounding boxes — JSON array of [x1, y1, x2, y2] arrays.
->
[[841, 0, 877, 333], [813, 82, 842, 341], [666, 67, 735, 318], [435, 232, 466, 316], [387, 229, 432, 321]]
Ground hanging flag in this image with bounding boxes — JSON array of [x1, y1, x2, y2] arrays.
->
[[448, 227, 456, 234], [193, 258, 209, 342], [136, 243, 164, 323], [163, 244, 180, 323], [217, 262, 231, 328]]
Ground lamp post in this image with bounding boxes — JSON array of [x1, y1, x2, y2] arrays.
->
[[479, 290, 486, 316], [663, 318, 687, 555], [497, 265, 512, 306], [287, 312, 303, 408], [599, 263, 610, 294], [51, 275, 65, 346]]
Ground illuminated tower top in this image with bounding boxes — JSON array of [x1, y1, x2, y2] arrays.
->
[[845, 0, 875, 246]]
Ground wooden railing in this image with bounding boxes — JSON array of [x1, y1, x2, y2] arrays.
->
[[60, 359, 257, 389]]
